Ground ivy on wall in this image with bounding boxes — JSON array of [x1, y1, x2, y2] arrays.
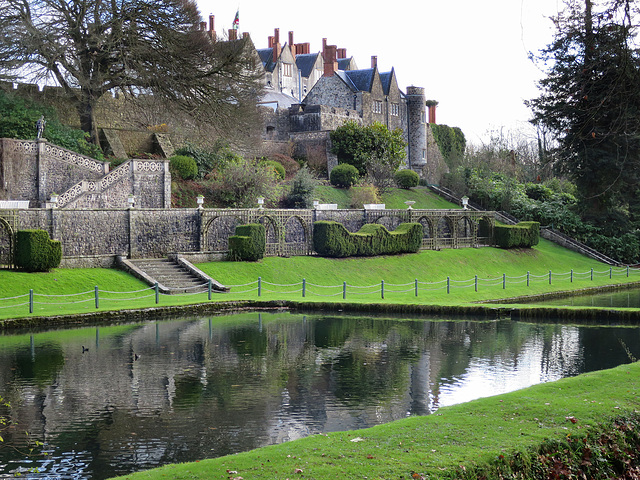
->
[[430, 124, 466, 167]]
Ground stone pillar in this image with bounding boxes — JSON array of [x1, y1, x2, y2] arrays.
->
[[406, 86, 427, 171]]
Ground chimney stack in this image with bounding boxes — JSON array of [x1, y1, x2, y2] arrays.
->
[[371, 56, 377, 69], [228, 28, 237, 40], [272, 28, 281, 63], [208, 14, 216, 40], [199, 21, 206, 30], [428, 104, 437, 124], [337, 48, 347, 59], [324, 45, 338, 77]]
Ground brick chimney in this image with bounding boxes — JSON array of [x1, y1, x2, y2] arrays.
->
[[272, 28, 281, 63], [199, 21, 206, 30], [324, 45, 338, 77], [228, 28, 237, 40], [428, 104, 437, 124], [371, 56, 377, 69], [295, 42, 310, 55], [288, 31, 295, 58], [337, 48, 347, 59], [208, 14, 216, 40]]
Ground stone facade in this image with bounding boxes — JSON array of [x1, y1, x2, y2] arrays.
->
[[0, 139, 170, 209], [0, 206, 495, 268]]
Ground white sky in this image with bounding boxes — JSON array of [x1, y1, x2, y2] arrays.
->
[[196, 0, 564, 145]]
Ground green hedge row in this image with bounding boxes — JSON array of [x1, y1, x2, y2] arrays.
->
[[228, 224, 266, 261], [313, 221, 422, 258], [15, 229, 62, 272], [494, 221, 540, 248]]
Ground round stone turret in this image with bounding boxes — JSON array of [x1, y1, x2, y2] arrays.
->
[[406, 86, 427, 168]]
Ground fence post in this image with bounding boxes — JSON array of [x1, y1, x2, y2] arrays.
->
[[29, 289, 33, 314], [549, 270, 552, 285], [610, 267, 612, 279], [155, 283, 159, 304], [95, 286, 99, 309], [527, 271, 530, 287], [571, 269, 573, 283], [343, 281, 346, 300], [415, 279, 418, 297], [302, 278, 306, 298], [591, 268, 593, 281], [208, 280, 212, 300], [475, 275, 478, 292], [627, 266, 630, 277], [447, 276, 450, 294], [381, 280, 384, 299], [503, 273, 506, 289], [258, 277, 261, 297]]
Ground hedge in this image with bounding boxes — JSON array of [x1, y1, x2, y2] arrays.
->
[[15, 229, 62, 272], [395, 169, 420, 189], [494, 221, 540, 248], [228, 224, 266, 261], [313, 221, 422, 258], [330, 163, 359, 188]]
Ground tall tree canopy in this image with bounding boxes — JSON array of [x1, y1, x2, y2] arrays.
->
[[527, 0, 640, 223], [0, 0, 263, 142]]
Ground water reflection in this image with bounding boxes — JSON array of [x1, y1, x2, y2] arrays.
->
[[528, 287, 640, 308], [0, 313, 638, 479]]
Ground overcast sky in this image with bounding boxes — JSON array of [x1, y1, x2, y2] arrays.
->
[[196, 0, 564, 145]]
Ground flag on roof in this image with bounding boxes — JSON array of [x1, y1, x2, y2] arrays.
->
[[232, 9, 239, 30]]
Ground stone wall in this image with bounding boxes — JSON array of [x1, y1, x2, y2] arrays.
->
[[0, 207, 494, 268]]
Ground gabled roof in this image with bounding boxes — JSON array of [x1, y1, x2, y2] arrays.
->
[[337, 57, 354, 71], [257, 48, 276, 72], [341, 68, 375, 92], [379, 68, 395, 96], [295, 53, 321, 78]]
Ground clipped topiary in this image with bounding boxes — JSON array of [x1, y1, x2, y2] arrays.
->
[[330, 163, 359, 188], [494, 221, 540, 248], [169, 155, 198, 180], [15, 229, 62, 272], [395, 169, 420, 189], [228, 223, 266, 261], [263, 160, 286, 180], [313, 221, 422, 258]]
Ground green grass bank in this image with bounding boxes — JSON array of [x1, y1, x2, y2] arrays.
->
[[108, 360, 640, 480], [2, 239, 640, 324]]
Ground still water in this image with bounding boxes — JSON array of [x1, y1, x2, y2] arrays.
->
[[529, 287, 640, 308], [0, 312, 638, 479]]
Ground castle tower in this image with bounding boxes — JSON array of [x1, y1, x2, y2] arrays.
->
[[406, 86, 427, 170]]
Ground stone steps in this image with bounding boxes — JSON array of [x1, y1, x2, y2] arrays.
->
[[122, 257, 228, 294]]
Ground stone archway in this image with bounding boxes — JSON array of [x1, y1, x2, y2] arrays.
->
[[203, 215, 243, 251], [0, 218, 14, 268]]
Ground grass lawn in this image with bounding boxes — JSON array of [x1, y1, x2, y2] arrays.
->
[[109, 358, 640, 480], [1, 239, 639, 321], [315, 185, 457, 209]]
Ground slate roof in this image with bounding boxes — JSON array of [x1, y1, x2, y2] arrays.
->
[[257, 48, 276, 72], [337, 57, 353, 71], [259, 88, 298, 110], [295, 53, 320, 78], [379, 69, 395, 95], [342, 68, 375, 92]]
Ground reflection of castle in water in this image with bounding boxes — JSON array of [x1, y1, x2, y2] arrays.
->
[[0, 315, 608, 478]]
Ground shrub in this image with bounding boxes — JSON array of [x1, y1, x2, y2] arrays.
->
[[174, 140, 241, 178], [330, 163, 359, 188], [395, 169, 420, 189], [228, 224, 266, 261], [269, 154, 300, 178], [350, 184, 380, 208], [285, 166, 317, 208], [494, 221, 540, 248], [525, 183, 554, 201], [263, 160, 286, 180], [208, 158, 279, 208], [15, 230, 62, 272], [169, 155, 198, 180], [313, 221, 422, 257]]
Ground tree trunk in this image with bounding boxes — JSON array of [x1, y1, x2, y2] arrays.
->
[[78, 96, 100, 145]]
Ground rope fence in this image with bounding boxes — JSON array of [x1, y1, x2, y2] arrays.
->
[[1, 266, 638, 315]]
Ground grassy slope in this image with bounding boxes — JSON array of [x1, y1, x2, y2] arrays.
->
[[315, 185, 456, 209], [111, 360, 640, 480]]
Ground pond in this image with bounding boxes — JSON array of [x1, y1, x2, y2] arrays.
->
[[527, 287, 640, 308], [0, 312, 638, 479]]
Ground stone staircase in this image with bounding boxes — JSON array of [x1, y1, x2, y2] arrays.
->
[[118, 256, 228, 294]]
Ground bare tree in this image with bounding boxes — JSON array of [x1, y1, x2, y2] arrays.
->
[[0, 0, 263, 142]]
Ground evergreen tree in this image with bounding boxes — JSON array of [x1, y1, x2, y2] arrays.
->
[[527, 0, 640, 226]]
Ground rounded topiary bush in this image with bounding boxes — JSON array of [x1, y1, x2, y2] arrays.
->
[[395, 169, 420, 189], [263, 160, 286, 180], [169, 155, 198, 180], [330, 163, 359, 188]]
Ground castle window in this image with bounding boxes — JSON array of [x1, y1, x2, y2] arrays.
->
[[422, 149, 426, 160], [391, 103, 399, 116], [421, 112, 426, 123], [283, 63, 292, 77], [373, 100, 383, 114]]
